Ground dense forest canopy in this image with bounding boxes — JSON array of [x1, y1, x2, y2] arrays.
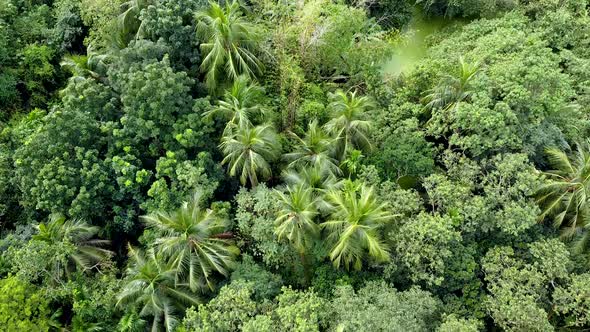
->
[[1, 0, 590, 330]]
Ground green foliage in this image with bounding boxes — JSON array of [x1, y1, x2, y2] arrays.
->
[[181, 282, 326, 332], [140, 0, 205, 70], [437, 314, 482, 332], [230, 254, 283, 300], [482, 239, 572, 331], [390, 213, 461, 286], [70, 272, 121, 331], [369, 118, 435, 181], [12, 106, 110, 221], [330, 281, 441, 332], [2, 1, 590, 331], [283, 0, 388, 79], [182, 280, 259, 331], [51, 0, 85, 53], [19, 44, 57, 108], [112, 55, 195, 154], [235, 184, 299, 270], [553, 272, 590, 327], [0, 276, 53, 331]]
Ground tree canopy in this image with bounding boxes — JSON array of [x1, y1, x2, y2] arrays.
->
[[1, 0, 590, 330]]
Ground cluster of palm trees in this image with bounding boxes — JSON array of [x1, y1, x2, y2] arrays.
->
[[211, 76, 379, 187], [275, 178, 395, 274], [202, 45, 394, 271], [117, 191, 239, 330]]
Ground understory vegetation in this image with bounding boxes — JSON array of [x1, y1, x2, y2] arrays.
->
[[1, 0, 590, 331]]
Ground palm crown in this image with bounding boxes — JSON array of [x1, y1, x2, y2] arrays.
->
[[275, 183, 321, 254], [142, 191, 239, 292], [422, 56, 479, 112], [537, 142, 590, 253], [204, 75, 266, 136], [284, 120, 340, 175], [117, 246, 200, 332], [196, 0, 262, 92], [34, 214, 112, 277], [220, 124, 280, 187], [321, 181, 394, 270], [323, 90, 374, 161]]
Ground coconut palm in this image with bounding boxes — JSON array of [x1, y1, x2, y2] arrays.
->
[[33, 214, 112, 277], [117, 246, 200, 332], [282, 164, 338, 195], [204, 75, 266, 135], [196, 1, 262, 92], [115, 0, 151, 48], [323, 90, 374, 161], [60, 52, 109, 83], [220, 124, 281, 186], [275, 183, 321, 253], [422, 56, 479, 112], [321, 181, 395, 270], [142, 191, 239, 292], [537, 141, 590, 253], [275, 183, 322, 283], [340, 149, 364, 178], [284, 120, 340, 175]]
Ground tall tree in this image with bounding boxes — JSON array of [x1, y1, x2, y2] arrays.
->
[[422, 56, 479, 112], [142, 191, 239, 291], [196, 1, 262, 92], [220, 124, 281, 187], [284, 120, 340, 175], [282, 164, 338, 195], [275, 183, 321, 254], [321, 181, 394, 270], [117, 247, 200, 332], [116, 0, 151, 48], [33, 214, 112, 277], [323, 90, 374, 161], [204, 75, 266, 135], [275, 183, 321, 283], [537, 141, 590, 253]]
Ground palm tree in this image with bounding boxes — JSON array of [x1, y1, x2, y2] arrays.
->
[[220, 124, 281, 186], [196, 1, 263, 92], [321, 181, 395, 270], [282, 164, 338, 195], [340, 149, 364, 178], [537, 141, 590, 253], [115, 0, 151, 48], [204, 75, 266, 135], [275, 183, 321, 283], [422, 56, 479, 112], [33, 214, 112, 278], [60, 52, 108, 83], [117, 246, 200, 332], [323, 90, 374, 161], [275, 184, 321, 253], [142, 191, 239, 292], [284, 120, 340, 175]]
